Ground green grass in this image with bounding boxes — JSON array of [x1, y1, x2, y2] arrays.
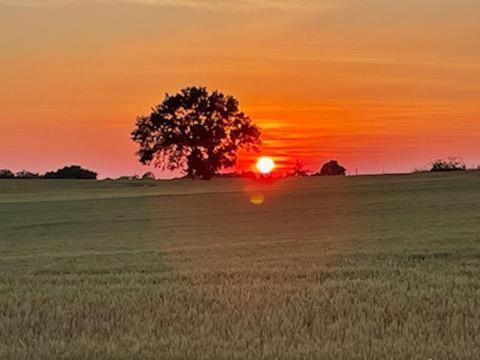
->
[[1, 172, 480, 359]]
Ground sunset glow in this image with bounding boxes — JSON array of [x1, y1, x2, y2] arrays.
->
[[1, 1, 480, 177]]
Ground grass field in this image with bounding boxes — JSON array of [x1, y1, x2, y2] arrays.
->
[[1, 172, 480, 359]]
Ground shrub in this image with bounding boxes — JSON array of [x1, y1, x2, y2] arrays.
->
[[431, 158, 466, 172], [0, 169, 15, 179], [44, 165, 97, 179], [317, 160, 346, 176]]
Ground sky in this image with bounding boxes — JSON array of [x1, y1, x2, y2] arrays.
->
[[1, 0, 479, 178]]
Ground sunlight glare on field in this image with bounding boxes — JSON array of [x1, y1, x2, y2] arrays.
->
[[249, 193, 265, 205]]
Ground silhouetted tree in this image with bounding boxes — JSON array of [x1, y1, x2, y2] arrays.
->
[[132, 87, 261, 180], [0, 169, 15, 179], [16, 170, 40, 179], [142, 171, 156, 180], [431, 158, 466, 172], [291, 159, 309, 177], [44, 165, 97, 179], [317, 160, 346, 176]]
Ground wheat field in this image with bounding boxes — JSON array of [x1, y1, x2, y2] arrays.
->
[[1, 173, 480, 359]]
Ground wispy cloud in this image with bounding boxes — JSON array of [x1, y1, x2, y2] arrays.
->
[[0, 0, 337, 10]]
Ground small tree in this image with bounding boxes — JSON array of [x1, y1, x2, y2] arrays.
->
[[291, 159, 309, 177], [0, 169, 15, 179], [44, 165, 97, 179], [317, 160, 346, 176], [431, 158, 466, 172], [132, 87, 261, 180]]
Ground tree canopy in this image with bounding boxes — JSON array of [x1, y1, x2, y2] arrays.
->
[[132, 87, 261, 180]]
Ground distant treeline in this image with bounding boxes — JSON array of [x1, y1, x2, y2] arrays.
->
[[0, 166, 158, 181], [0, 165, 98, 180], [231, 158, 473, 179], [105, 172, 156, 181], [0, 158, 475, 180]]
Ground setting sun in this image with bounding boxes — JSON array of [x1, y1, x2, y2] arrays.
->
[[256, 156, 275, 175]]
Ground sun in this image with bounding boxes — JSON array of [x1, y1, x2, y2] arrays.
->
[[256, 156, 276, 175]]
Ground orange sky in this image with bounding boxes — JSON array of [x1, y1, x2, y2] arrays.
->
[[1, 0, 480, 177]]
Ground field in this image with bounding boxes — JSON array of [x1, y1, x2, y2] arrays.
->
[[1, 172, 480, 359]]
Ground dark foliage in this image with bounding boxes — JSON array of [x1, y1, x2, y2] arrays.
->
[[317, 160, 346, 176], [132, 86, 261, 180], [431, 158, 466, 172], [0, 169, 15, 179], [142, 172, 156, 180], [290, 159, 309, 177], [44, 165, 97, 179], [16, 170, 41, 179]]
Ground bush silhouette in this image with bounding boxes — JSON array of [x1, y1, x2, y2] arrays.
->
[[132, 86, 261, 180], [44, 165, 97, 179], [0, 169, 15, 179], [431, 158, 466, 172], [317, 160, 346, 176]]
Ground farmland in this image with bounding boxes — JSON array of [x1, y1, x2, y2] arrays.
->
[[1, 172, 480, 359]]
